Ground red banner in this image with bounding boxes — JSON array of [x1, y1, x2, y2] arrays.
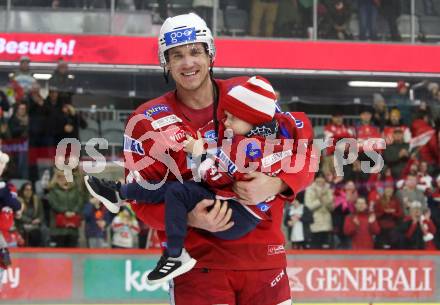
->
[[1, 33, 440, 73], [0, 258, 72, 300], [287, 259, 435, 299]]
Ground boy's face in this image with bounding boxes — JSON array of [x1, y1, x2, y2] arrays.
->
[[223, 111, 253, 136]]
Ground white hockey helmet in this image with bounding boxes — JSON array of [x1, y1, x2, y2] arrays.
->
[[158, 13, 216, 68]]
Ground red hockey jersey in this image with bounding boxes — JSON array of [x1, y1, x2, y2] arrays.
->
[[124, 77, 315, 270]]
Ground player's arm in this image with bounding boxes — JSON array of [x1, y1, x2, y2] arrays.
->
[[124, 112, 232, 232]]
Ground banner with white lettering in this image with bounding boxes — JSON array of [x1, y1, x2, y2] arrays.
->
[[1, 33, 440, 73], [287, 256, 437, 301]]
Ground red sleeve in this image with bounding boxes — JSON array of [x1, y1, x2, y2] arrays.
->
[[277, 112, 316, 196], [124, 109, 189, 231], [405, 219, 418, 239], [392, 198, 404, 219], [343, 216, 357, 236]]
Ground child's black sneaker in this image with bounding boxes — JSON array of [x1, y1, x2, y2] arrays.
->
[[147, 249, 196, 284], [84, 176, 122, 213]]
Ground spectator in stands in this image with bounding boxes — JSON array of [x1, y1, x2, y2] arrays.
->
[[396, 174, 428, 215], [426, 82, 439, 99], [305, 174, 334, 249], [355, 105, 382, 183], [426, 82, 440, 120], [83, 197, 111, 248], [274, 0, 302, 38], [284, 199, 313, 249], [372, 93, 388, 131], [367, 167, 395, 206], [12, 56, 36, 94], [383, 108, 411, 145], [400, 201, 436, 250], [250, 0, 280, 37], [343, 197, 380, 249], [321, 0, 353, 40], [422, 0, 438, 16], [8, 103, 29, 179], [111, 206, 140, 248], [390, 81, 412, 125], [298, 0, 314, 38], [49, 59, 75, 104], [26, 82, 52, 182], [15, 182, 45, 247], [47, 169, 85, 247], [411, 110, 439, 166], [428, 175, 440, 249], [45, 87, 66, 145], [323, 112, 355, 178], [0, 90, 11, 119], [343, 160, 370, 197], [60, 103, 87, 141], [357, 0, 379, 40], [383, 129, 410, 179], [379, 0, 401, 41], [333, 180, 357, 248], [374, 186, 403, 249], [417, 161, 433, 193]]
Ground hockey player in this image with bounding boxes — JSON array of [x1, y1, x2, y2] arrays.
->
[[85, 75, 307, 284], [109, 13, 314, 305]]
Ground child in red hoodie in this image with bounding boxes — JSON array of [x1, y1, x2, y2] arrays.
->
[[344, 197, 380, 249]]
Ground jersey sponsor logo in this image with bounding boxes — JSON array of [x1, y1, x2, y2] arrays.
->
[[270, 270, 286, 288], [261, 150, 293, 168], [171, 129, 186, 142], [245, 142, 262, 160], [164, 27, 196, 46], [123, 135, 145, 156], [295, 118, 304, 128], [267, 245, 285, 256], [144, 104, 170, 118], [257, 202, 271, 212], [216, 148, 237, 176], [151, 114, 182, 130], [204, 130, 217, 142]]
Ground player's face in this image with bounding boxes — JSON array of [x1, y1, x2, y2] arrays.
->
[[223, 111, 253, 136], [167, 43, 211, 92]]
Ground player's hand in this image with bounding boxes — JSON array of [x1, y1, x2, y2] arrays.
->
[[187, 199, 234, 232], [233, 172, 287, 205]]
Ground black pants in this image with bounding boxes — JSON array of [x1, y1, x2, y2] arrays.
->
[[121, 181, 260, 257]]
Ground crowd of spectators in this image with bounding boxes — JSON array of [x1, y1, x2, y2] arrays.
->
[[284, 83, 440, 250]]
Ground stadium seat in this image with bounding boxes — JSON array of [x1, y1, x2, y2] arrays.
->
[[348, 14, 359, 38], [224, 8, 248, 36], [397, 14, 419, 40], [102, 130, 123, 145], [100, 120, 124, 145], [80, 128, 100, 143], [419, 16, 440, 41], [100, 120, 125, 132]]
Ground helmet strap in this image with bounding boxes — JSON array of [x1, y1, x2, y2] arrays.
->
[[163, 67, 170, 83]]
